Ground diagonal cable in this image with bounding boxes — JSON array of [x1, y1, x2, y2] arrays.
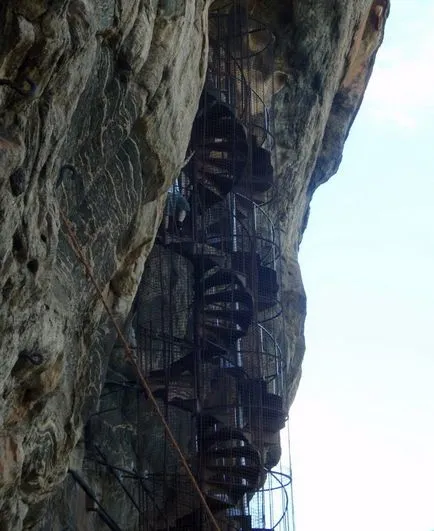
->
[[59, 209, 221, 531]]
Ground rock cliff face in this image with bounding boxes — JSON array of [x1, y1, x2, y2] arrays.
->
[[0, 0, 388, 528]]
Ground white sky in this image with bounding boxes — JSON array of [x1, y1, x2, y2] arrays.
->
[[290, 1, 434, 530]]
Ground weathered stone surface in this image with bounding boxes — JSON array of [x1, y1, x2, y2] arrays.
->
[[0, 0, 388, 527], [0, 0, 210, 527], [270, 0, 389, 402]]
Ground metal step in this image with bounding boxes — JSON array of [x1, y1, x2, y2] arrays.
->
[[203, 308, 252, 331], [204, 446, 260, 465]]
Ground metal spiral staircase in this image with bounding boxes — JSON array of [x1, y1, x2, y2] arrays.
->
[[80, 3, 294, 530], [149, 44, 287, 531]]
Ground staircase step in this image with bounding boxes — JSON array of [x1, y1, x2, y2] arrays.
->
[[196, 176, 227, 195], [204, 480, 253, 500], [199, 167, 233, 180], [206, 464, 260, 480], [199, 172, 236, 195], [204, 289, 253, 308], [204, 446, 260, 465], [164, 242, 226, 267], [204, 323, 247, 343], [203, 269, 247, 290], [240, 389, 287, 432], [148, 354, 195, 379], [196, 152, 246, 177], [199, 140, 248, 154], [205, 493, 235, 512], [199, 122, 246, 145], [205, 338, 230, 357], [202, 426, 248, 447], [203, 309, 252, 331], [205, 102, 236, 121], [148, 340, 231, 379]]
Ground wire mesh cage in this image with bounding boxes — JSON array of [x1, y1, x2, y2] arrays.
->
[[76, 2, 295, 530]]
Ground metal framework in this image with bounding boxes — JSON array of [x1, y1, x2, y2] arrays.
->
[[71, 2, 295, 530]]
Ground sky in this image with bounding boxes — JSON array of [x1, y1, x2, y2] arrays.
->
[[289, 1, 434, 530]]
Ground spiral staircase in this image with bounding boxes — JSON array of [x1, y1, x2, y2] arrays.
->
[[78, 3, 294, 531], [150, 65, 287, 528]]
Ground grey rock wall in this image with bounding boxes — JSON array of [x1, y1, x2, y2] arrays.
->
[[0, 0, 210, 527]]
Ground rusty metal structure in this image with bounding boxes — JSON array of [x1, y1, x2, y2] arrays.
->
[[73, 2, 295, 530]]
